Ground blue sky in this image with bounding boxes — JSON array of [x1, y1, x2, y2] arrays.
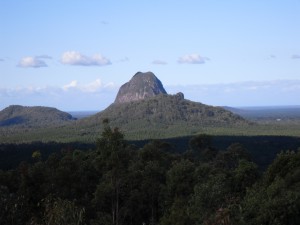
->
[[1, 0, 300, 110]]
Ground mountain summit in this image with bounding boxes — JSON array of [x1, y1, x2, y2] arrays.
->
[[114, 72, 167, 104]]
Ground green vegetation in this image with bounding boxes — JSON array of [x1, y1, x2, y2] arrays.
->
[[88, 93, 249, 127], [1, 121, 300, 144], [226, 106, 300, 123], [1, 97, 300, 143], [0, 105, 75, 127], [0, 123, 299, 224]]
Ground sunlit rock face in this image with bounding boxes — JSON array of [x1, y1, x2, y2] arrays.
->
[[114, 71, 167, 104]]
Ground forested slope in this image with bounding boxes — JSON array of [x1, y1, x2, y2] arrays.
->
[[0, 124, 299, 224], [0, 105, 75, 127], [79, 93, 250, 139]]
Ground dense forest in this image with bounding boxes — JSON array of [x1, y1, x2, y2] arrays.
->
[[1, 122, 300, 225]]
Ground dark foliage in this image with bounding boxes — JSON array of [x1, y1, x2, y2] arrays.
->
[[0, 105, 75, 127], [0, 125, 299, 224]]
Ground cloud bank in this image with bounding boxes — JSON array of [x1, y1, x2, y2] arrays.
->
[[0, 79, 117, 111], [292, 54, 300, 59], [166, 80, 300, 107], [61, 51, 111, 66], [18, 56, 48, 68], [2, 80, 300, 110], [62, 79, 114, 93], [178, 54, 209, 64]]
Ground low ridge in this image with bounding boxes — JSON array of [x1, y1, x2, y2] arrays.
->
[[100, 94, 248, 126], [114, 71, 167, 104], [0, 105, 75, 127]]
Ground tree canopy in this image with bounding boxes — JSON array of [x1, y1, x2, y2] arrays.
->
[[0, 123, 299, 224]]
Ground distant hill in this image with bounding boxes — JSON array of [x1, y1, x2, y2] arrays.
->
[[80, 92, 249, 138], [0, 105, 75, 127], [73, 71, 250, 139], [92, 93, 247, 126], [224, 106, 300, 123], [114, 71, 167, 104]]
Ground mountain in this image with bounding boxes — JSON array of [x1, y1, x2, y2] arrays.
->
[[80, 71, 250, 138], [0, 72, 250, 141], [0, 105, 75, 127], [114, 71, 167, 104], [87, 93, 248, 127]]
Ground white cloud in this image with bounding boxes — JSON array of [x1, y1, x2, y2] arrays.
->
[[152, 59, 167, 65], [36, 55, 52, 59], [178, 53, 209, 64], [61, 51, 111, 66], [267, 54, 276, 60], [82, 79, 102, 92], [104, 82, 115, 88], [116, 57, 129, 63], [18, 56, 48, 68], [63, 80, 78, 91], [292, 54, 300, 59], [0, 79, 118, 111], [2, 79, 300, 111], [101, 21, 109, 25], [62, 79, 115, 93]]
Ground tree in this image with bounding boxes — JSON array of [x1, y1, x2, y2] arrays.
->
[[189, 171, 231, 223], [165, 159, 195, 199], [160, 159, 196, 225], [32, 150, 42, 162], [41, 196, 85, 225], [242, 150, 300, 225], [140, 160, 165, 225], [186, 134, 218, 162], [216, 143, 251, 169], [232, 159, 259, 195], [0, 185, 30, 225], [160, 197, 193, 225], [94, 121, 129, 225]]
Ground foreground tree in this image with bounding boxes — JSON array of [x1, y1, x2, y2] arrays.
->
[[37, 196, 85, 225], [94, 121, 130, 225], [243, 150, 300, 225]]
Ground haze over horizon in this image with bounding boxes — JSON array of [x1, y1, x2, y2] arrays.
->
[[1, 0, 300, 111]]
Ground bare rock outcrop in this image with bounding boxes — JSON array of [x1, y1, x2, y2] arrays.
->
[[114, 72, 167, 104]]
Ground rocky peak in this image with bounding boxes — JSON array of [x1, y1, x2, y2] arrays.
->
[[175, 92, 184, 100], [114, 72, 167, 104]]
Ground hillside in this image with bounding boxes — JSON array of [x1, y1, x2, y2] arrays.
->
[[0, 105, 75, 127], [79, 93, 250, 139]]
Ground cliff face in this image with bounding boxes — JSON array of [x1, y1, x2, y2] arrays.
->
[[114, 72, 167, 104]]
